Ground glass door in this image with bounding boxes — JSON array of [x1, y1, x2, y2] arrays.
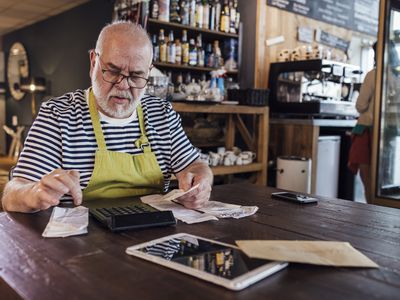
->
[[372, 0, 400, 207]]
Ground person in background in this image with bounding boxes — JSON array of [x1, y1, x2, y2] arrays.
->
[[348, 42, 377, 203], [1, 21, 213, 213]]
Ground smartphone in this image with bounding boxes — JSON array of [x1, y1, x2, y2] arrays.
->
[[271, 192, 318, 204]]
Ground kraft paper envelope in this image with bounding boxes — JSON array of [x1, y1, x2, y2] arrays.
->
[[235, 240, 379, 268]]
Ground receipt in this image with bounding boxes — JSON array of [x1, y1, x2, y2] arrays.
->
[[141, 193, 218, 224], [198, 201, 259, 219], [42, 206, 89, 238], [141, 186, 258, 223]]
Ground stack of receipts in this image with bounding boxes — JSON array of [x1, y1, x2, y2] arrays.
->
[[42, 206, 89, 238], [141, 185, 258, 224]]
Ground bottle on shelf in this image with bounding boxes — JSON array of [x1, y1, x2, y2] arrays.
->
[[184, 72, 192, 84], [209, 0, 216, 31], [202, 0, 210, 29], [212, 40, 223, 68], [170, 0, 181, 23], [159, 29, 167, 63], [215, 0, 221, 32], [158, 0, 170, 22], [151, 0, 159, 19], [182, 29, 190, 65], [189, 38, 198, 66], [189, 0, 196, 27], [220, 0, 230, 33], [175, 38, 182, 65], [230, 0, 237, 34], [205, 43, 213, 67], [180, 0, 190, 25], [167, 30, 176, 64], [196, 0, 204, 28], [196, 34, 205, 67], [152, 34, 160, 63]]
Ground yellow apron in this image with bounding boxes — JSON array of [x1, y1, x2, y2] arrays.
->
[[83, 89, 164, 201]]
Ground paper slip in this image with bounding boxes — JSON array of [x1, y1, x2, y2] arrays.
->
[[141, 194, 218, 224], [236, 240, 379, 268], [198, 201, 259, 219], [42, 206, 89, 238], [141, 185, 259, 223]]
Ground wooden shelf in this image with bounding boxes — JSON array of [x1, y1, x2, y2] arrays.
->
[[173, 103, 269, 185], [148, 18, 239, 38], [211, 163, 263, 176], [153, 62, 238, 74], [172, 102, 268, 115]]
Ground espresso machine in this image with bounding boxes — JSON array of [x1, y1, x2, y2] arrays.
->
[[269, 59, 361, 117]]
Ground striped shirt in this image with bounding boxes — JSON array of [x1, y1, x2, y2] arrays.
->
[[13, 89, 199, 193]]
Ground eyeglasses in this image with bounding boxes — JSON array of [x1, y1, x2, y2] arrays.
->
[[95, 52, 149, 89]]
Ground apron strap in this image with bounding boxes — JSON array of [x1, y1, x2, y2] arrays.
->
[[88, 89, 107, 150], [135, 105, 151, 153]]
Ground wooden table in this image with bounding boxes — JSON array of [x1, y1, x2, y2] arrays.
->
[[1, 184, 399, 299]]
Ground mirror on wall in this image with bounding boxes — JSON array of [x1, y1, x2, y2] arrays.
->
[[7, 42, 29, 101]]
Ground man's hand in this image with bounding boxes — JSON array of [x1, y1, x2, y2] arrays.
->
[[175, 160, 213, 209], [1, 169, 82, 213], [31, 169, 82, 210]]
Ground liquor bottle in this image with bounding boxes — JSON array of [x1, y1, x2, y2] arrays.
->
[[174, 72, 184, 93], [213, 40, 222, 68], [202, 0, 210, 29], [158, 0, 170, 22], [196, 0, 203, 28], [175, 39, 182, 65], [189, 38, 198, 66], [167, 30, 176, 64], [159, 29, 167, 63], [180, 0, 190, 25], [215, 0, 221, 32], [152, 34, 160, 63], [170, 0, 181, 23], [184, 72, 192, 84], [189, 0, 196, 27], [209, 0, 216, 30], [167, 71, 174, 96], [220, 0, 230, 33], [151, 0, 159, 19], [205, 43, 213, 67], [235, 11, 240, 32], [229, 0, 236, 33], [196, 34, 205, 67], [182, 30, 190, 65]]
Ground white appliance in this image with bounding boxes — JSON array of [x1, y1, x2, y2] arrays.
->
[[315, 136, 341, 198], [276, 156, 311, 193]]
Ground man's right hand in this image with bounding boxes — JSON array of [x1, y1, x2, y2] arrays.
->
[[1, 169, 82, 213], [30, 169, 82, 210]]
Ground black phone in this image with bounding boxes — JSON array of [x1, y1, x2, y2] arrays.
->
[[271, 192, 318, 204]]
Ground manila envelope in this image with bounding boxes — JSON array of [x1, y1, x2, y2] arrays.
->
[[236, 240, 379, 268]]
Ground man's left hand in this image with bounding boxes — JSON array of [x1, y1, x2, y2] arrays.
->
[[175, 160, 213, 209]]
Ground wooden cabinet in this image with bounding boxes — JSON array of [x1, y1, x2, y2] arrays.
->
[[172, 103, 268, 185]]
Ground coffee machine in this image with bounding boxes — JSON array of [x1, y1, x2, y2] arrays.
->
[[269, 59, 361, 117]]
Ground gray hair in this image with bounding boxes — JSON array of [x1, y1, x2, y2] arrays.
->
[[95, 21, 152, 59]]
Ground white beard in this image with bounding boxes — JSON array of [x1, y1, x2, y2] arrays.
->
[[92, 76, 145, 118]]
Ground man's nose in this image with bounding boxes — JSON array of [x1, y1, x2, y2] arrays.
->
[[114, 76, 130, 90]]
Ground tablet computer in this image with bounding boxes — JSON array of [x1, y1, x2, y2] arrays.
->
[[126, 233, 288, 291]]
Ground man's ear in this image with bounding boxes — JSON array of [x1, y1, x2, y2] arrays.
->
[[89, 50, 96, 78]]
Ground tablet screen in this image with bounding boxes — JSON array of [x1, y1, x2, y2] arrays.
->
[[136, 234, 270, 279]]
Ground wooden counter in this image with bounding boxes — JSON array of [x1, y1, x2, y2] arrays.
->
[[1, 183, 399, 299]]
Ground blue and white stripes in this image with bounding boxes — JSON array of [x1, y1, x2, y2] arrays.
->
[[13, 89, 199, 192]]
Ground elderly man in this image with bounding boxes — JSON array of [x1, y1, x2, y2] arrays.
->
[[2, 21, 213, 213]]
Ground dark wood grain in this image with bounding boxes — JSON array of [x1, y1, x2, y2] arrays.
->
[[0, 184, 399, 300]]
